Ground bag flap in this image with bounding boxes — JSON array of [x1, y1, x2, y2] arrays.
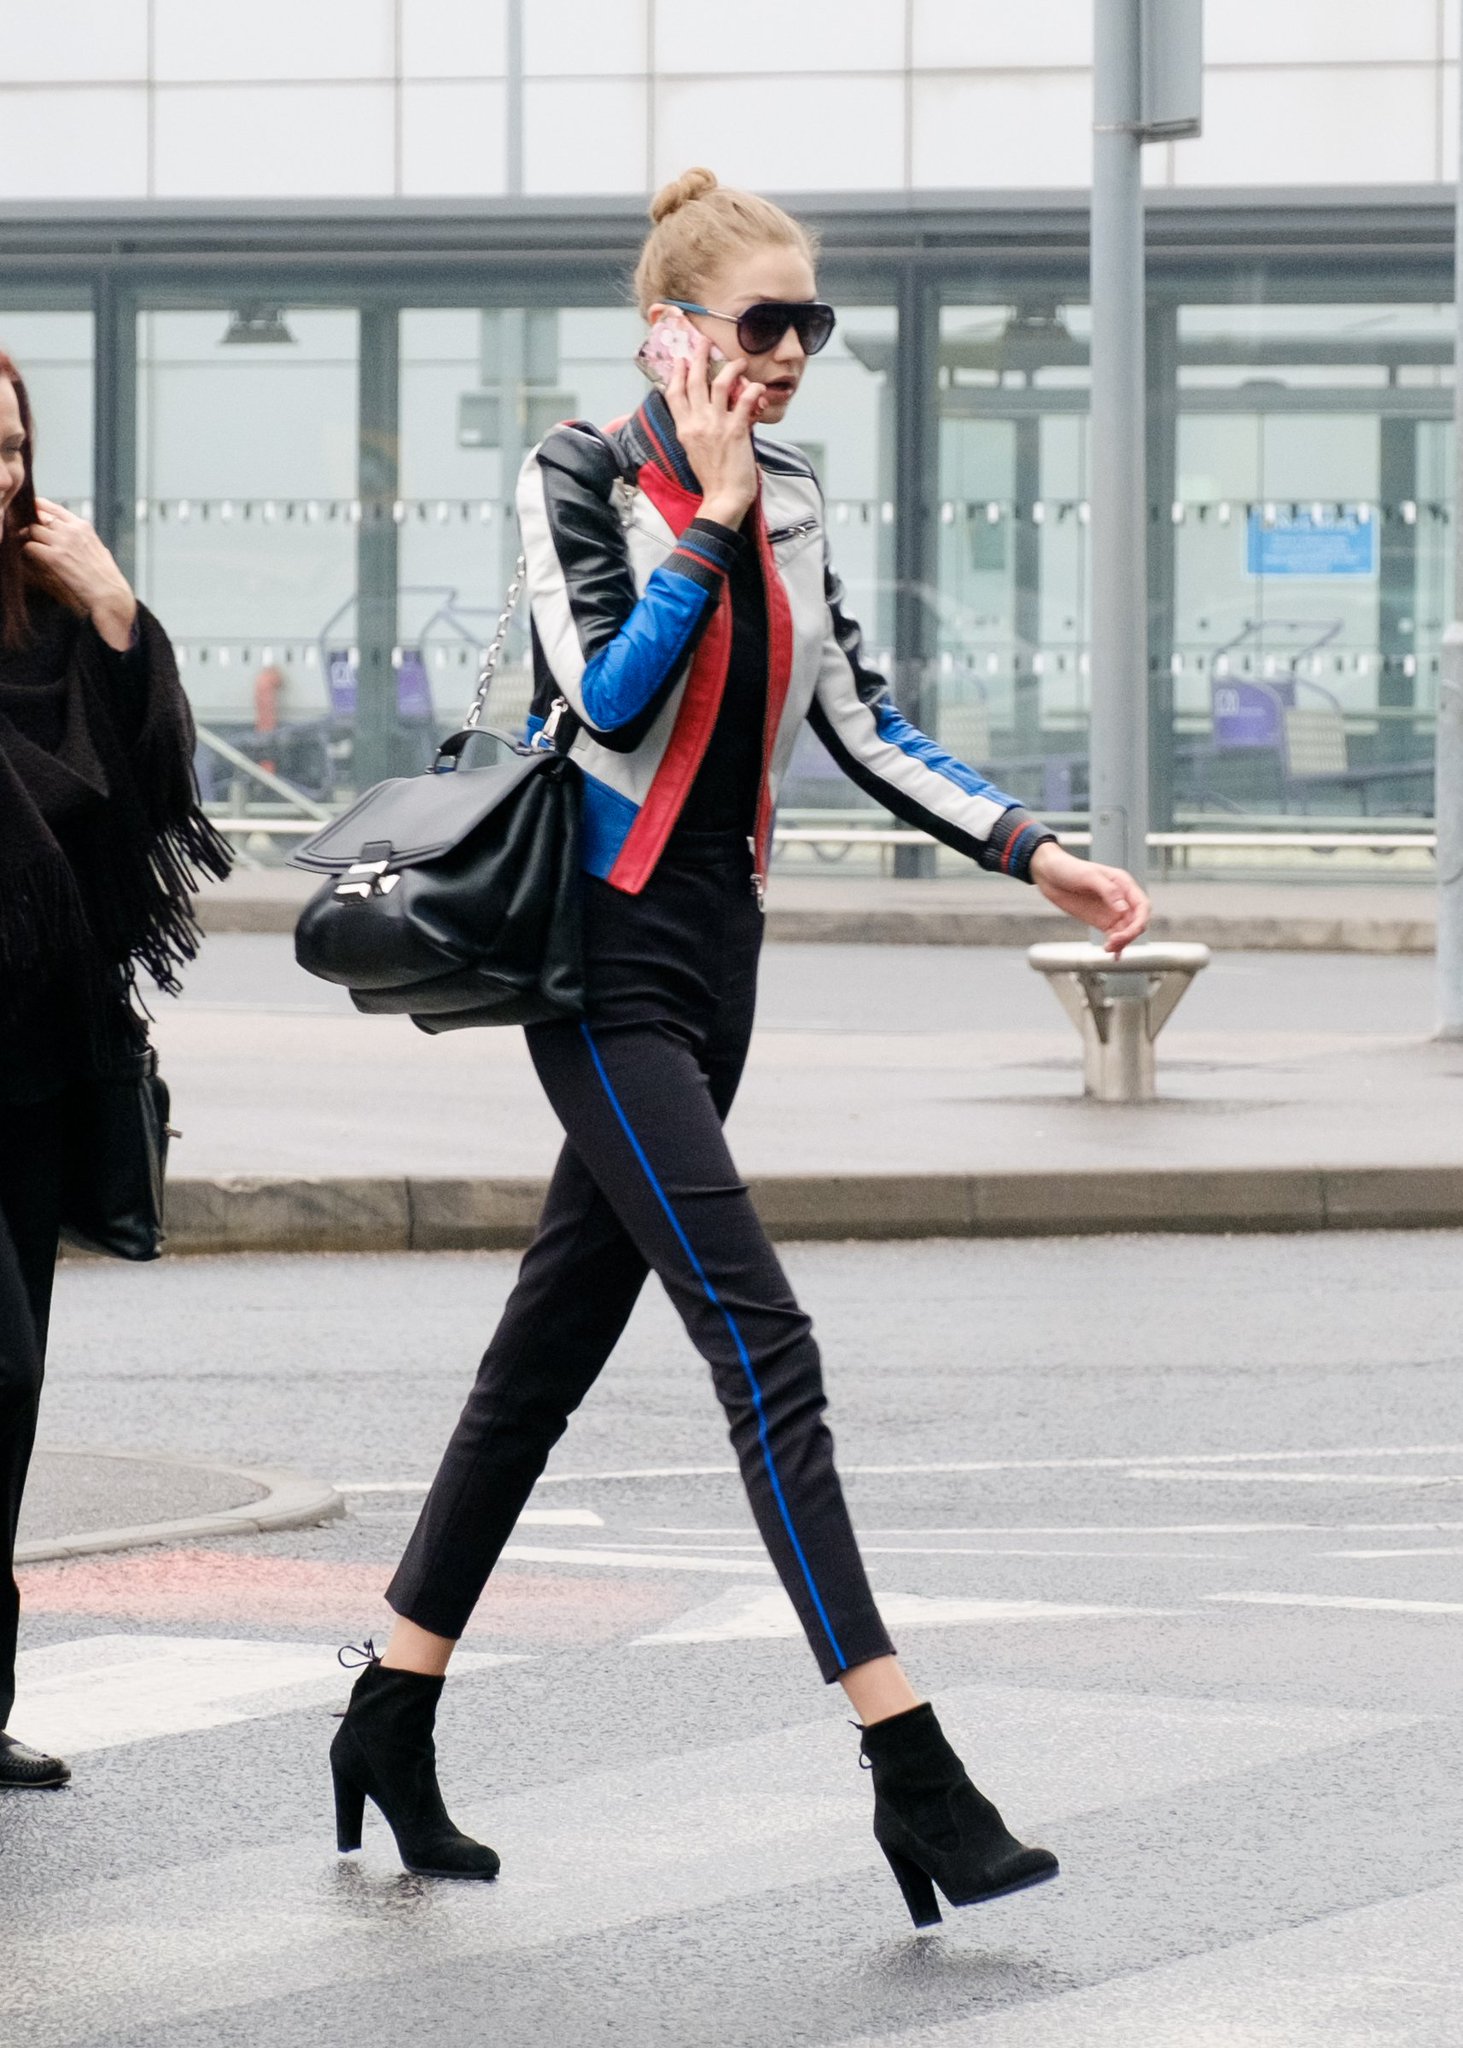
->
[[290, 747, 544, 873]]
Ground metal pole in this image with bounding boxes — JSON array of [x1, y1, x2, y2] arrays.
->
[[355, 304, 400, 793], [892, 265, 939, 878], [1089, 0, 1149, 878], [505, 0, 524, 198], [1441, 31, 1463, 1038]]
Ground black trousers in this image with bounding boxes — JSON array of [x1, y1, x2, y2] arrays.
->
[[0, 1093, 65, 1730], [388, 835, 893, 1682]]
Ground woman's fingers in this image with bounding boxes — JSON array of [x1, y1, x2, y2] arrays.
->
[[728, 375, 762, 426], [662, 349, 693, 429], [708, 353, 748, 410], [683, 332, 717, 415]]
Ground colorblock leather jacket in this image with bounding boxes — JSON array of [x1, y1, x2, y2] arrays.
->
[[516, 387, 1055, 897]]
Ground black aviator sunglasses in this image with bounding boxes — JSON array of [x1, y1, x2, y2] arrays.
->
[[664, 298, 837, 358]]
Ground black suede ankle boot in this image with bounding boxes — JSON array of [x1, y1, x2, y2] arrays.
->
[[329, 1655, 499, 1880], [859, 1702, 1057, 1927]]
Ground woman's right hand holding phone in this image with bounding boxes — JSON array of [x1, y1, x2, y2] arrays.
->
[[664, 330, 765, 529]]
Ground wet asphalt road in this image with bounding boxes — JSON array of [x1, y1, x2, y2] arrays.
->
[[7, 1232, 1463, 2048]]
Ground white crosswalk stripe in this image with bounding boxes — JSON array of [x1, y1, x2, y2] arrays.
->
[[633, 1588, 1157, 1646], [10, 1636, 519, 1757]]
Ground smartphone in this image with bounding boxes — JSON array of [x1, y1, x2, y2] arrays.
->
[[635, 311, 727, 389]]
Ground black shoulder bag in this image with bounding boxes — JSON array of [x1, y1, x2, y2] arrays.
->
[[291, 560, 584, 1032], [59, 1043, 175, 1261]]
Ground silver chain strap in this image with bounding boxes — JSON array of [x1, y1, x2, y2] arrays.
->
[[462, 552, 527, 731]]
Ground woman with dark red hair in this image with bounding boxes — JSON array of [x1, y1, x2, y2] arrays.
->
[[0, 351, 230, 1789]]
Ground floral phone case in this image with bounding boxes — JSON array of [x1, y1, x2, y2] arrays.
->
[[635, 312, 726, 388]]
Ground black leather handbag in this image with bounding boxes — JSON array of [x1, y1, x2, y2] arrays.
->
[[291, 563, 585, 1033], [59, 1045, 174, 1261]]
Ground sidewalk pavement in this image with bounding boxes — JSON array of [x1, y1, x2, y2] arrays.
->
[[16, 1447, 343, 1564], [123, 935, 1463, 1252], [198, 866, 1439, 954]]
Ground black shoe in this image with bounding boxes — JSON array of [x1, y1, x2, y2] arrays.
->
[[0, 1730, 71, 1789], [329, 1645, 499, 1880], [859, 1702, 1057, 1927]]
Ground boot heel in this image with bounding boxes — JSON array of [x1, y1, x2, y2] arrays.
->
[[882, 1845, 942, 1928], [333, 1763, 366, 1853]]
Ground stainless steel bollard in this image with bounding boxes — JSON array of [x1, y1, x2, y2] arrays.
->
[[1027, 941, 1212, 1102]]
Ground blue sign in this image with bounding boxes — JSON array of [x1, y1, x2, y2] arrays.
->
[[1246, 511, 1377, 579]]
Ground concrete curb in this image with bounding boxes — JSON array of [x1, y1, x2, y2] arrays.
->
[[16, 1446, 345, 1565], [196, 892, 1437, 954], [765, 907, 1437, 954], [142, 1167, 1463, 1256]]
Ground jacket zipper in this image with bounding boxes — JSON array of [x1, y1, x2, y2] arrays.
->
[[765, 516, 818, 546], [747, 836, 766, 912]]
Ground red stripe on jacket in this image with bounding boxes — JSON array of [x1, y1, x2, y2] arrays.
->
[[606, 460, 728, 893], [751, 502, 796, 882]]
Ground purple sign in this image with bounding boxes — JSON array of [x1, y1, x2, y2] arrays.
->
[[1212, 679, 1284, 750]]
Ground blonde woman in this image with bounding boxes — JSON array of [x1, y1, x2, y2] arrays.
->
[[332, 171, 1149, 1925]]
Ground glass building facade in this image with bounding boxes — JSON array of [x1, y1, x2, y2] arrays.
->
[[0, 189, 1451, 868]]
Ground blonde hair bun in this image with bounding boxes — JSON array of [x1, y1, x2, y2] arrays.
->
[[649, 167, 718, 224], [634, 169, 818, 316]]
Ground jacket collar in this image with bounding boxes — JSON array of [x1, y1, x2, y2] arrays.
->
[[625, 387, 784, 499], [627, 389, 701, 495]]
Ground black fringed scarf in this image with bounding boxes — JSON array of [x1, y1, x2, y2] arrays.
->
[[0, 594, 233, 1039]]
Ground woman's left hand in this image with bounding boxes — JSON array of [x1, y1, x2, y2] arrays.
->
[[23, 497, 137, 650], [1028, 842, 1150, 956]]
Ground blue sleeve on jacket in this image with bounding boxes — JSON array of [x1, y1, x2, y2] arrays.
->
[[870, 699, 1020, 810], [580, 564, 713, 734]]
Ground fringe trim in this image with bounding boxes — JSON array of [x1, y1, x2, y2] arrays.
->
[[129, 807, 236, 995]]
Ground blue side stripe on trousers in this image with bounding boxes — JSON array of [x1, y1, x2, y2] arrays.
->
[[578, 1021, 849, 1672]]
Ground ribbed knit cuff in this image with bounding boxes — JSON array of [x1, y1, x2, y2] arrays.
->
[[665, 516, 744, 597], [980, 807, 1057, 883]]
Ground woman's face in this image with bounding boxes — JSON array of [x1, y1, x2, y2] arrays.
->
[[655, 243, 820, 429], [0, 380, 25, 533]]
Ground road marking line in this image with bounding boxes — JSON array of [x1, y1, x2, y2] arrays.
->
[[639, 1520, 1463, 1537], [632, 1589, 1158, 1646], [537, 1445, 1463, 1484], [338, 1486, 605, 1527], [500, 1544, 773, 1576], [9, 1635, 519, 1757], [1208, 1593, 1463, 1615], [615, 1539, 1237, 1560], [1129, 1472, 1461, 1488]]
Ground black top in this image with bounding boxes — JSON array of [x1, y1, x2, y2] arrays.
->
[[667, 518, 768, 846], [0, 597, 146, 1104]]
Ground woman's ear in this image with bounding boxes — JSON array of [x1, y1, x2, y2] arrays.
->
[[646, 303, 673, 327]]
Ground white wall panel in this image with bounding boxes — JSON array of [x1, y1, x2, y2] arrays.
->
[[524, 79, 647, 194], [526, 0, 646, 77], [1442, 63, 1458, 181], [153, 0, 395, 82], [401, 81, 508, 194], [656, 0, 902, 75], [0, 88, 148, 197], [1174, 67, 1437, 186], [3, 0, 147, 82], [153, 85, 396, 197], [1206, 0, 1439, 67], [912, 0, 1091, 71], [401, 0, 507, 77], [913, 72, 1092, 189], [655, 74, 903, 190]]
